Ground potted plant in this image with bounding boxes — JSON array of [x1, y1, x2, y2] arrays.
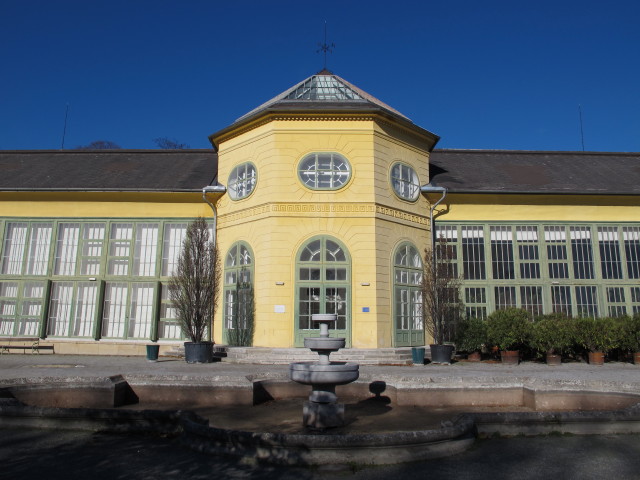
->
[[422, 237, 463, 365], [486, 308, 532, 365], [617, 315, 640, 364], [574, 316, 619, 365], [456, 317, 487, 361], [530, 314, 573, 365], [169, 217, 221, 364]]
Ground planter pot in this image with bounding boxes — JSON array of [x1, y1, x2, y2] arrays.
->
[[500, 350, 519, 365], [411, 347, 425, 365], [467, 351, 482, 362], [184, 341, 214, 364], [588, 351, 605, 366], [430, 344, 454, 365], [546, 353, 561, 366], [634, 352, 640, 365], [146, 344, 160, 362]]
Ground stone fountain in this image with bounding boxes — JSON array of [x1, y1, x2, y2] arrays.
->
[[289, 313, 360, 429]]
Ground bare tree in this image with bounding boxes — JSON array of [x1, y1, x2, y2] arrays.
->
[[169, 217, 220, 343], [74, 140, 121, 149], [154, 137, 189, 149], [422, 236, 463, 345]]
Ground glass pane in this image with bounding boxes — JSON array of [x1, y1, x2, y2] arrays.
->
[[128, 283, 155, 339], [325, 240, 346, 262], [1, 223, 28, 275], [73, 283, 98, 337], [300, 240, 321, 262], [80, 223, 105, 276], [108, 223, 132, 275], [162, 223, 187, 276], [551, 286, 572, 316], [133, 223, 159, 276], [25, 223, 53, 275], [102, 283, 128, 338], [54, 223, 80, 275], [47, 282, 74, 336]]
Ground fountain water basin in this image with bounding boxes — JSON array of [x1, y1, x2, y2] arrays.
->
[[289, 313, 359, 428]]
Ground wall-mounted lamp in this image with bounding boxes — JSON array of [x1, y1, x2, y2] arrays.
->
[[360, 282, 370, 286], [275, 281, 285, 286]]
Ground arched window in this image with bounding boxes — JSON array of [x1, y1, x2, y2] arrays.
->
[[390, 162, 420, 201], [295, 236, 350, 346], [223, 242, 254, 345], [393, 242, 424, 346], [298, 152, 351, 190], [228, 162, 257, 200]]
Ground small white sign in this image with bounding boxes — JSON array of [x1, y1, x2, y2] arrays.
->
[[274, 305, 286, 313]]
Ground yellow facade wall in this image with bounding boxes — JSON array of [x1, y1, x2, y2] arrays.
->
[[0, 192, 215, 218], [214, 116, 433, 348], [433, 193, 640, 223]]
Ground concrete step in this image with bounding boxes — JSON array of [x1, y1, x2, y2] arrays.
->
[[217, 346, 414, 366]]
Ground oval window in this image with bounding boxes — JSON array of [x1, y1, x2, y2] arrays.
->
[[298, 153, 351, 190], [390, 162, 420, 201], [228, 162, 257, 200]]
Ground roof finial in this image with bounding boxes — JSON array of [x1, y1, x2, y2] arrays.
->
[[317, 21, 335, 71]]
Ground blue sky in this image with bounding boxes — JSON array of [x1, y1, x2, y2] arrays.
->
[[1, 0, 639, 152]]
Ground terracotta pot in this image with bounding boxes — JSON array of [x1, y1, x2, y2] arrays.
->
[[546, 353, 561, 366], [634, 352, 640, 365], [467, 351, 482, 362], [500, 350, 519, 365], [588, 351, 605, 366]]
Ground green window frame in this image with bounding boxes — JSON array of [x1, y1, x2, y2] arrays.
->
[[223, 242, 254, 342], [0, 280, 47, 337], [295, 236, 350, 347], [393, 242, 424, 347]]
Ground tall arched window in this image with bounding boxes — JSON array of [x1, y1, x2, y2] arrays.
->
[[393, 242, 424, 346], [295, 236, 350, 346], [223, 242, 254, 345]]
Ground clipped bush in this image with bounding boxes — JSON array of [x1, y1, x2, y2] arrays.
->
[[486, 308, 532, 351], [456, 317, 488, 353], [531, 314, 573, 356], [574, 317, 620, 353], [618, 314, 640, 353]]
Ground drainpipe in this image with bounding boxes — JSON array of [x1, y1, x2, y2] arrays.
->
[[202, 184, 227, 246], [420, 184, 448, 344], [420, 184, 448, 268]]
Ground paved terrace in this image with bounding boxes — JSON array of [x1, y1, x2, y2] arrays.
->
[[1, 354, 640, 393]]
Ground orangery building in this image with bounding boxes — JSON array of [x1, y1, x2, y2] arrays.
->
[[1, 70, 639, 355]]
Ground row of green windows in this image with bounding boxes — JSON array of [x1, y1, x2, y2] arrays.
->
[[437, 223, 640, 282], [438, 223, 640, 319], [0, 219, 207, 279], [0, 279, 182, 340], [0, 218, 208, 340]]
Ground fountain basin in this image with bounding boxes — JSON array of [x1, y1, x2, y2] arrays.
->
[[303, 337, 345, 351], [289, 361, 359, 386]]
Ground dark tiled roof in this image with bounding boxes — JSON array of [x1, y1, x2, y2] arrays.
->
[[429, 150, 640, 195], [0, 150, 217, 192]]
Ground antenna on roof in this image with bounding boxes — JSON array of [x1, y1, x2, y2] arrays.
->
[[317, 21, 335, 70], [578, 104, 585, 151], [60, 103, 70, 150]]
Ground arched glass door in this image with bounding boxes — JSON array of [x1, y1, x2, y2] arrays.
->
[[393, 242, 424, 346], [295, 236, 350, 346]]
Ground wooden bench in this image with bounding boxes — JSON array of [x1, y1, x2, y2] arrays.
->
[[0, 337, 54, 355]]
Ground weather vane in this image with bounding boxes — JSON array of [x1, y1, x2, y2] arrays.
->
[[317, 21, 335, 70]]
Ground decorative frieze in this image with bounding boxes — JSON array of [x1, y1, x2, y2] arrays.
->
[[218, 202, 427, 227]]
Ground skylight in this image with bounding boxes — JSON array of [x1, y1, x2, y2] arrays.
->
[[285, 75, 364, 101]]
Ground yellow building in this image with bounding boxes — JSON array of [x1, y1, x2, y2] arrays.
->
[[1, 71, 639, 355]]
